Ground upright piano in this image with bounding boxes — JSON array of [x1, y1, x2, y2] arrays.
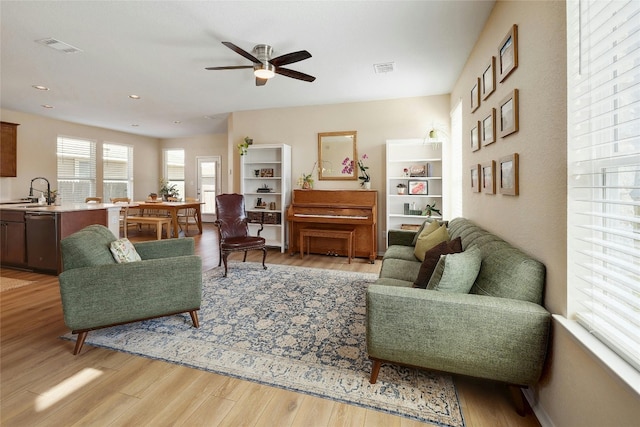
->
[[287, 189, 377, 263]]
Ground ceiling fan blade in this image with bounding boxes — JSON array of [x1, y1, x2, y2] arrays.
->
[[270, 50, 312, 67], [256, 77, 268, 86], [275, 67, 316, 82], [205, 65, 254, 70], [221, 41, 261, 64]]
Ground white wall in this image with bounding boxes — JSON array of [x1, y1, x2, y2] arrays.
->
[[451, 1, 639, 425], [0, 109, 160, 202]]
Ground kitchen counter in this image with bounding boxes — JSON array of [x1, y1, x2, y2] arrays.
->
[[0, 202, 120, 213]]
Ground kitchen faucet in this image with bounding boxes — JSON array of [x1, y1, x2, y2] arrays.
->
[[29, 177, 51, 205]]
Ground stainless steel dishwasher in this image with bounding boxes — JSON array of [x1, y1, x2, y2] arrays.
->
[[25, 212, 58, 272]]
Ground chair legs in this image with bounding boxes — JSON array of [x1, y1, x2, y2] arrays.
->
[[261, 247, 267, 270], [220, 248, 268, 277]]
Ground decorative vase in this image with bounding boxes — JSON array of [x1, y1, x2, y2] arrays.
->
[[397, 188, 406, 195], [302, 181, 312, 190], [363, 181, 371, 190]]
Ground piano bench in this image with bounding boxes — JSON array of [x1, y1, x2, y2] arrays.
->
[[299, 228, 355, 264]]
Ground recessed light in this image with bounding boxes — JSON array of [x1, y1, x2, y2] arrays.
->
[[41, 104, 54, 109], [131, 124, 139, 127], [32, 85, 50, 91], [174, 120, 181, 124], [129, 94, 141, 100]]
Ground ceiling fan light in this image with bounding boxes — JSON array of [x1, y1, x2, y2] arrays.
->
[[254, 63, 275, 79]]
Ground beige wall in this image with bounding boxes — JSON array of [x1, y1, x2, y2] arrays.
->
[[228, 95, 451, 249], [160, 134, 228, 199], [452, 1, 638, 425], [0, 109, 160, 202]]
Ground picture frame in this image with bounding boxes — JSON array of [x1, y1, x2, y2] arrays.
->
[[498, 24, 518, 82], [482, 56, 496, 100], [470, 77, 481, 113], [499, 153, 519, 195], [409, 164, 427, 177], [498, 89, 519, 138], [481, 160, 496, 194], [471, 121, 481, 152], [260, 168, 274, 177], [471, 164, 481, 193], [408, 180, 428, 195], [481, 108, 496, 146]]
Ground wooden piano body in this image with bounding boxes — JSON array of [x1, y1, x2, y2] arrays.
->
[[287, 189, 377, 263]]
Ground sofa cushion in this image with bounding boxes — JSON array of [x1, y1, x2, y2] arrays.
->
[[383, 244, 419, 262], [110, 238, 142, 263], [413, 224, 449, 261], [426, 248, 481, 293], [413, 237, 462, 288], [379, 258, 422, 283], [411, 219, 439, 245], [60, 224, 118, 270]]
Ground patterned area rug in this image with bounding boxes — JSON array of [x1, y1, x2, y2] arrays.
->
[[63, 262, 464, 427], [0, 277, 35, 292]]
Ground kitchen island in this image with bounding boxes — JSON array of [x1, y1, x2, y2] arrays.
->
[[0, 203, 121, 275]]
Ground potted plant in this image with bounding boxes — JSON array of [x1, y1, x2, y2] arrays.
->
[[396, 183, 407, 195], [159, 179, 179, 201], [238, 136, 253, 156]]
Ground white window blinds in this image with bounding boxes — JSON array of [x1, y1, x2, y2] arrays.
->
[[56, 136, 96, 203], [103, 143, 133, 201], [165, 149, 185, 198], [567, 0, 640, 371]]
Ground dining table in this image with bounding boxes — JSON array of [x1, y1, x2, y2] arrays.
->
[[134, 200, 204, 238]]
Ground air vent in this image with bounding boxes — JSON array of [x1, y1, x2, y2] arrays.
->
[[36, 38, 82, 54], [373, 62, 395, 74]]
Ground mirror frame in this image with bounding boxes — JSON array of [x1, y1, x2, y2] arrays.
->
[[317, 131, 358, 181]]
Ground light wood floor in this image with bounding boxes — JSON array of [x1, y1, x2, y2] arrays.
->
[[1, 224, 541, 427]]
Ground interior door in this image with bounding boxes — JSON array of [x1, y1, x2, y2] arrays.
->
[[196, 156, 220, 223]]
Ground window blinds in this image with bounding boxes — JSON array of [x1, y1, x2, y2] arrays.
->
[[56, 136, 96, 203], [103, 143, 133, 200], [567, 0, 640, 370]]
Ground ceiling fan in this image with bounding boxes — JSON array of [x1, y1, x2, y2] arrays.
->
[[206, 41, 316, 86]]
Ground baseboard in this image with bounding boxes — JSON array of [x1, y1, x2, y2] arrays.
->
[[522, 387, 555, 427]]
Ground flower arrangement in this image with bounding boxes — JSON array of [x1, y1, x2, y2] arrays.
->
[[297, 162, 317, 189], [342, 154, 370, 187]]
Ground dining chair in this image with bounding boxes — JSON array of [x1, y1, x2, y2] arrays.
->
[[177, 197, 199, 234], [85, 197, 102, 203], [110, 197, 134, 237], [214, 193, 267, 277]]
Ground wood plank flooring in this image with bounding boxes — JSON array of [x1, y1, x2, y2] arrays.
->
[[0, 224, 541, 426]]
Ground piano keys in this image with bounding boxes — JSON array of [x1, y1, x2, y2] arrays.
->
[[287, 189, 378, 263]]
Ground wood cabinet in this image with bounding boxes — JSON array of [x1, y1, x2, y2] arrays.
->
[[1, 122, 19, 177], [0, 210, 26, 267], [240, 144, 291, 252]]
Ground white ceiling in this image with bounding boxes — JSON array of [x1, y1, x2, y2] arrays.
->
[[1, 1, 495, 139]]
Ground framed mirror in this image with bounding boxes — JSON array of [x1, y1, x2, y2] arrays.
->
[[318, 131, 357, 180]]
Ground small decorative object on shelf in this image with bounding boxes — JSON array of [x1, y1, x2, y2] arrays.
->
[[238, 136, 253, 156], [257, 184, 273, 193], [342, 153, 370, 187], [403, 167, 410, 177], [423, 202, 441, 217], [254, 169, 260, 177], [396, 183, 407, 194]]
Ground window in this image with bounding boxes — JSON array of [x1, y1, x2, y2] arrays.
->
[[164, 149, 185, 198], [103, 143, 133, 201], [57, 136, 96, 203], [567, 0, 640, 372]]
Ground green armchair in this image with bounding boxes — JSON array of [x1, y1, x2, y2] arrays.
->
[[58, 224, 202, 355]]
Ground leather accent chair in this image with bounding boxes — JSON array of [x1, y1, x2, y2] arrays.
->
[[215, 193, 267, 277]]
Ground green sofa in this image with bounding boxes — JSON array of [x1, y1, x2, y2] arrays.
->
[[58, 224, 203, 355], [367, 217, 550, 390]]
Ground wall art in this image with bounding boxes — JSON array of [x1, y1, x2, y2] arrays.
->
[[498, 24, 518, 82], [498, 89, 519, 138], [481, 160, 496, 194], [499, 153, 519, 195], [470, 77, 481, 113], [482, 56, 496, 100], [481, 108, 496, 146]]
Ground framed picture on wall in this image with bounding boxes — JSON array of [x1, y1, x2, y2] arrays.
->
[[470, 77, 481, 113], [482, 56, 496, 100], [498, 24, 518, 82], [471, 121, 481, 152], [499, 153, 519, 195], [499, 89, 519, 138], [471, 164, 481, 193], [482, 160, 496, 194], [481, 108, 496, 146]]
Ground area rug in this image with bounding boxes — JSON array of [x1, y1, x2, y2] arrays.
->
[[62, 262, 465, 427], [0, 277, 35, 292]]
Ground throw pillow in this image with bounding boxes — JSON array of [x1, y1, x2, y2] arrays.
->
[[411, 220, 439, 246], [109, 238, 142, 263], [413, 237, 462, 288], [426, 248, 481, 293], [413, 224, 449, 262]]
